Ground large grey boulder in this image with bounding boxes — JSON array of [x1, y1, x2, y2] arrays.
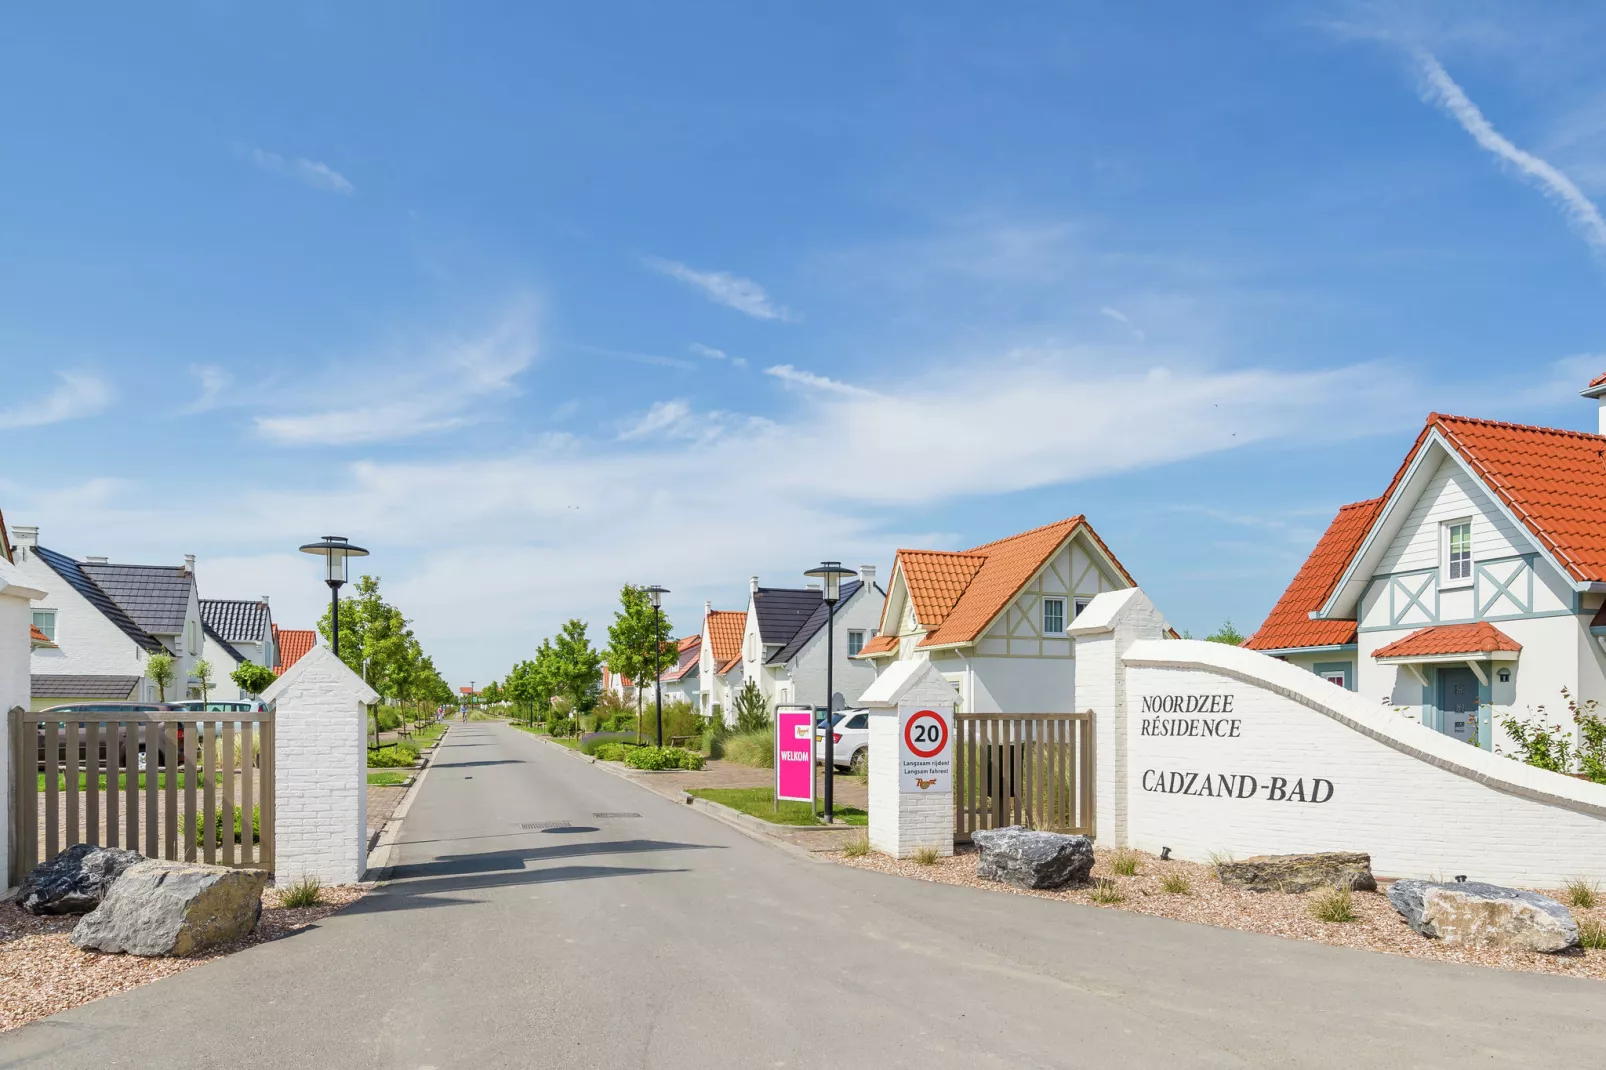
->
[[18, 844, 144, 915], [1217, 852, 1377, 894], [973, 826, 1094, 890], [1387, 880, 1579, 953], [71, 861, 269, 957]]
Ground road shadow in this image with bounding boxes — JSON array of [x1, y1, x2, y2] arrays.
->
[[350, 864, 690, 913], [431, 759, 526, 769]]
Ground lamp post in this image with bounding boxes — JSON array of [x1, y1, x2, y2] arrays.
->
[[805, 561, 855, 823], [645, 586, 669, 748], [298, 536, 369, 660]]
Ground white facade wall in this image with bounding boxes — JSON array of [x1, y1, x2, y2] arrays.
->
[[771, 585, 885, 710], [863, 662, 959, 859], [1, 562, 47, 883], [261, 645, 375, 884], [202, 633, 247, 700], [13, 546, 156, 705]]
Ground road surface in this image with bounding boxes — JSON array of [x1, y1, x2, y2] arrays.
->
[[4, 721, 1604, 1068]]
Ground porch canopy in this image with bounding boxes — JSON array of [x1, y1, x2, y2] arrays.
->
[[1371, 621, 1520, 686]]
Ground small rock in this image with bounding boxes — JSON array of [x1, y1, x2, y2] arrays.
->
[[972, 826, 1094, 890], [1216, 852, 1377, 894], [18, 844, 144, 915], [1387, 880, 1579, 953], [71, 861, 269, 957]]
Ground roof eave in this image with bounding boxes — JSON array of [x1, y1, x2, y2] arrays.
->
[[1246, 643, 1358, 657], [1375, 650, 1520, 665]]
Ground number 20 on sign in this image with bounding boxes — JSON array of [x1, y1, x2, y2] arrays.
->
[[898, 703, 952, 794]]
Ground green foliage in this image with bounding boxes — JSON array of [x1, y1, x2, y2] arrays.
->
[[192, 658, 215, 703], [1500, 711, 1575, 774], [279, 874, 323, 908], [192, 805, 261, 846], [547, 716, 576, 738], [639, 699, 702, 745], [1563, 877, 1600, 909], [700, 721, 728, 759], [316, 575, 451, 707], [550, 619, 604, 713], [1579, 918, 1606, 950], [842, 836, 871, 858], [146, 652, 175, 702], [623, 746, 705, 771], [732, 679, 772, 733], [1309, 887, 1357, 923], [1160, 871, 1192, 895], [374, 707, 403, 732], [1109, 849, 1141, 876], [368, 739, 421, 767], [911, 845, 940, 865], [367, 771, 411, 786], [1089, 878, 1125, 904], [230, 660, 277, 696], [1204, 620, 1246, 645], [592, 742, 630, 762], [606, 584, 677, 717], [723, 726, 775, 768], [580, 733, 635, 757], [480, 680, 503, 704]]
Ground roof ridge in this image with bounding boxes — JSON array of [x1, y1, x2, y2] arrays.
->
[[1431, 412, 1606, 442], [899, 548, 987, 560], [964, 515, 1083, 554]]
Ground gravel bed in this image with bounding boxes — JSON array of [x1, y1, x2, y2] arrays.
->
[[836, 844, 1606, 980], [0, 883, 367, 1033]]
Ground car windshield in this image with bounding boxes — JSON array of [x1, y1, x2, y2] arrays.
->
[[816, 712, 848, 729]]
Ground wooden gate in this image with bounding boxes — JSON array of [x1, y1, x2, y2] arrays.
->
[[8, 706, 275, 885], [954, 712, 1094, 842]]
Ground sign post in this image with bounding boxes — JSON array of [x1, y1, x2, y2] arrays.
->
[[774, 705, 816, 812]]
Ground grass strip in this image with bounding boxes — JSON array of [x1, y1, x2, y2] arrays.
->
[[688, 787, 868, 827]]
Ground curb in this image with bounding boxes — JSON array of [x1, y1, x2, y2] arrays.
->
[[363, 723, 449, 882]]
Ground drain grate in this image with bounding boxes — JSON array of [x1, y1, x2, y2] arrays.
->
[[593, 812, 641, 819], [520, 821, 573, 830]]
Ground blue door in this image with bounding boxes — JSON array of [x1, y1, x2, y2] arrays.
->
[[1437, 666, 1480, 744]]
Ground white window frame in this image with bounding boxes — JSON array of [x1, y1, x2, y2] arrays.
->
[[846, 630, 865, 657], [32, 608, 57, 642], [1442, 518, 1473, 588], [1042, 597, 1067, 635], [1073, 597, 1092, 618]]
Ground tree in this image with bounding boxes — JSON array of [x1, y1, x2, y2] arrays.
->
[[231, 660, 277, 697], [482, 680, 504, 705], [606, 584, 676, 731], [193, 659, 214, 706], [146, 652, 175, 702], [550, 618, 603, 718], [732, 679, 771, 733], [1204, 620, 1246, 645]]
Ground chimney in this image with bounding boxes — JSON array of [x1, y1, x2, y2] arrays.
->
[[859, 564, 877, 588], [261, 595, 270, 604], [1582, 374, 1606, 434], [749, 575, 759, 597], [13, 525, 38, 561], [703, 599, 712, 620], [184, 554, 196, 574], [85, 556, 108, 564], [806, 582, 821, 591]]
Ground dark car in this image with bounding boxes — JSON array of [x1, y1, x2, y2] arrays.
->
[[35, 702, 185, 771]]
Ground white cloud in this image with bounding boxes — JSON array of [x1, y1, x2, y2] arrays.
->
[[689, 342, 748, 369], [1100, 306, 1146, 341], [643, 257, 798, 321], [0, 371, 113, 430], [237, 144, 355, 194], [185, 364, 232, 413], [764, 364, 877, 398], [254, 302, 538, 446], [618, 400, 693, 440], [1413, 50, 1606, 256]]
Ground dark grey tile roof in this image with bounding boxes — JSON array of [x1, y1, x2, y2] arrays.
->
[[201, 621, 245, 664], [32, 674, 141, 699], [752, 587, 822, 648], [768, 580, 869, 665], [200, 599, 270, 643], [31, 546, 165, 654], [80, 562, 193, 635]]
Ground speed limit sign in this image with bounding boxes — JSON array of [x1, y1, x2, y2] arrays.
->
[[898, 702, 953, 794]]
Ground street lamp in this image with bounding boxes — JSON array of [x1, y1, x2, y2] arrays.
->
[[645, 586, 669, 748], [804, 561, 855, 823], [298, 536, 369, 660]]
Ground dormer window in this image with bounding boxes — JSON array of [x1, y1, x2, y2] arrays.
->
[[1443, 520, 1473, 586]]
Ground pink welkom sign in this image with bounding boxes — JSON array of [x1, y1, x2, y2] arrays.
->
[[774, 708, 816, 805]]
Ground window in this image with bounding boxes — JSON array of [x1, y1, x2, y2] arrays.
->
[[1321, 671, 1346, 687], [1043, 597, 1066, 634], [1444, 520, 1472, 584], [847, 630, 865, 656], [1073, 598, 1092, 618], [845, 713, 868, 730], [746, 633, 757, 662], [31, 609, 56, 642]]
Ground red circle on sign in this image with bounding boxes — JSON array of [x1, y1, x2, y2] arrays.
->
[[904, 710, 948, 758]]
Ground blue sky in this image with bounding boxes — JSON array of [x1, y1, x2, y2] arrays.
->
[[3, 2, 1605, 687]]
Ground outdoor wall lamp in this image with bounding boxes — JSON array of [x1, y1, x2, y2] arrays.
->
[[299, 535, 368, 659], [804, 560, 856, 824], [645, 585, 670, 748], [1498, 669, 1511, 683]]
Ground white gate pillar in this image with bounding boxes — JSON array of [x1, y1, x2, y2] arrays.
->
[[859, 660, 959, 859], [262, 645, 377, 884], [1, 560, 46, 886], [1067, 588, 1170, 848]]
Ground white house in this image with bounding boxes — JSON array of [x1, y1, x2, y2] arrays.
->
[[1248, 390, 1606, 755], [697, 604, 747, 720], [656, 635, 701, 708], [10, 526, 209, 708], [854, 517, 1139, 714], [734, 568, 885, 715], [200, 598, 277, 700]]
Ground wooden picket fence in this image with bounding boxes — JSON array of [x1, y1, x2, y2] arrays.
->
[[8, 706, 275, 886], [954, 712, 1094, 842]]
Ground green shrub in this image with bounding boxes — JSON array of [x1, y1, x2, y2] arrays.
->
[[911, 845, 939, 865], [1109, 849, 1141, 876], [842, 836, 870, 858], [700, 721, 728, 759], [592, 742, 629, 762], [1160, 871, 1192, 895], [732, 680, 772, 733], [1309, 887, 1357, 923], [1089, 878, 1124, 904], [622, 746, 705, 771], [547, 716, 576, 738], [638, 700, 703, 745], [723, 726, 775, 768], [1580, 918, 1606, 950], [193, 805, 261, 846], [368, 739, 420, 768], [374, 708, 403, 732], [580, 733, 635, 757], [1563, 878, 1600, 909], [279, 874, 322, 908]]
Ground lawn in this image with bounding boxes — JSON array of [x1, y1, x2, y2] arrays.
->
[[367, 771, 412, 787], [688, 787, 868, 827], [35, 771, 223, 792]]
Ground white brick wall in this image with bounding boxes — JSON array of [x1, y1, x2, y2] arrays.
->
[[262, 645, 376, 885], [863, 661, 959, 858]]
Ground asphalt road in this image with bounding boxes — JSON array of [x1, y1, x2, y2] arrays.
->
[[4, 721, 1605, 1068]]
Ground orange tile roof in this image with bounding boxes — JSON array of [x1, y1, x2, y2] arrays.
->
[[717, 654, 743, 676], [30, 624, 52, 645], [662, 635, 701, 682], [899, 551, 986, 626], [856, 633, 899, 658], [705, 610, 745, 665], [273, 626, 317, 675], [1373, 621, 1521, 659], [1589, 371, 1606, 389], [1245, 498, 1385, 651]]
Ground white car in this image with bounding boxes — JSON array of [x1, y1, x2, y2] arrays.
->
[[167, 699, 269, 714], [816, 709, 869, 773]]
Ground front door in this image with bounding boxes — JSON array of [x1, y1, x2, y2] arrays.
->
[[1437, 666, 1480, 744]]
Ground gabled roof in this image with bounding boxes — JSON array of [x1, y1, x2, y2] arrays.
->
[[753, 587, 823, 647], [202, 621, 245, 664], [704, 610, 745, 665], [718, 655, 743, 677], [900, 552, 986, 626], [273, 626, 317, 675], [662, 635, 701, 682], [856, 632, 899, 658], [200, 599, 271, 644], [80, 561, 193, 635], [768, 580, 878, 665], [31, 545, 165, 654], [1245, 498, 1385, 652], [1373, 621, 1521, 659], [32, 674, 140, 699]]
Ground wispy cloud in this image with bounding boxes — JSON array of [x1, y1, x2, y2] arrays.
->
[[1413, 50, 1606, 256], [643, 257, 798, 321], [764, 364, 877, 398], [689, 342, 748, 369], [0, 371, 113, 430], [618, 400, 693, 441], [236, 144, 355, 194], [185, 364, 232, 413], [1099, 306, 1146, 341], [571, 344, 697, 371]]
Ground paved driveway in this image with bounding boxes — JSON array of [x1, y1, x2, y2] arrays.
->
[[3, 721, 1603, 1068]]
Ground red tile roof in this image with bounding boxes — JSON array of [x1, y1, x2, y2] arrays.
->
[[1589, 371, 1606, 389], [662, 635, 701, 682], [1373, 622, 1521, 659], [717, 654, 742, 676], [273, 626, 317, 675], [705, 610, 745, 666], [30, 624, 52, 645], [856, 633, 899, 658], [1245, 498, 1385, 651]]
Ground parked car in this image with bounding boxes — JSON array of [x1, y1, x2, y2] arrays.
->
[[816, 709, 869, 773], [167, 699, 269, 714], [34, 702, 183, 771]]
